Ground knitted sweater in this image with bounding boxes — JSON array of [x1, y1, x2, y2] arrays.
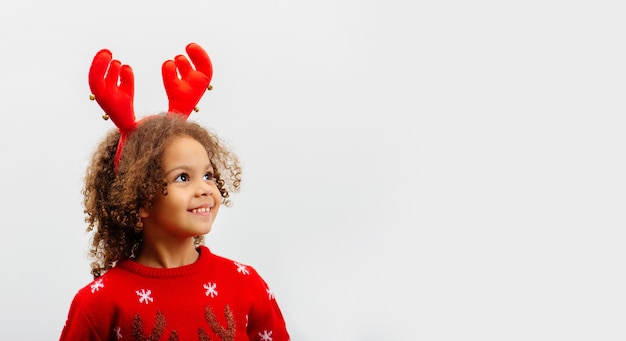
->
[[59, 246, 290, 341]]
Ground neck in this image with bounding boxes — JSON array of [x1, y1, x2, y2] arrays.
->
[[135, 238, 200, 268]]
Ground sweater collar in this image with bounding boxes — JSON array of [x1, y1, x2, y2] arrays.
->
[[116, 245, 212, 278]]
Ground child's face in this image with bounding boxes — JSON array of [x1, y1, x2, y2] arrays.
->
[[139, 136, 221, 243]]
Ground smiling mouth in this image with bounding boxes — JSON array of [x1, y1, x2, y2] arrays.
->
[[191, 207, 211, 214]]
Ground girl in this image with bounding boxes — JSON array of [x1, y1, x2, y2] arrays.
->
[[59, 43, 290, 341]]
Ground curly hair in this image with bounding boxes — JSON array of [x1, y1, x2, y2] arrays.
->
[[83, 114, 241, 278]]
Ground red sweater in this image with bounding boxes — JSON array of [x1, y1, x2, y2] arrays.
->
[[60, 246, 290, 341]]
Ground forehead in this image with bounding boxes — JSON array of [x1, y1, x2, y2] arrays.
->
[[162, 136, 210, 166]]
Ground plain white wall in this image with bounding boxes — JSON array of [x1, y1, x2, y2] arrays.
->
[[0, 0, 624, 340]]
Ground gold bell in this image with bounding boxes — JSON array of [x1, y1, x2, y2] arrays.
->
[[193, 107, 200, 112], [89, 94, 96, 101], [102, 114, 109, 121], [207, 84, 213, 91]]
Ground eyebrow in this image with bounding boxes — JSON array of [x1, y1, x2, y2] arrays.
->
[[164, 164, 213, 177]]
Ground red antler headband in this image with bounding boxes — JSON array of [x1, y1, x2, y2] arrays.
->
[[88, 42, 213, 172]]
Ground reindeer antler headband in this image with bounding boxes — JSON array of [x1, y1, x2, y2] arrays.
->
[[88, 42, 213, 172]]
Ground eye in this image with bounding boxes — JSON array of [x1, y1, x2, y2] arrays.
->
[[174, 173, 190, 182], [204, 172, 215, 181]]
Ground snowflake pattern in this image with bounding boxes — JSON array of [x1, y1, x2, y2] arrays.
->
[[114, 326, 122, 339], [259, 330, 273, 341], [235, 261, 249, 275], [266, 287, 275, 300], [203, 282, 218, 298], [90, 279, 104, 293], [135, 289, 154, 304]]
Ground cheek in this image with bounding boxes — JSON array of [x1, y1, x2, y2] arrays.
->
[[211, 184, 222, 205], [212, 187, 222, 202]]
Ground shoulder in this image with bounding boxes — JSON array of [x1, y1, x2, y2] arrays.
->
[[200, 246, 270, 293], [200, 249, 290, 338], [63, 269, 127, 334], [71, 267, 127, 304], [201, 246, 261, 277]]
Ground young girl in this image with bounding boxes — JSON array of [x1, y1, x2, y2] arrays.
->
[[59, 43, 290, 341]]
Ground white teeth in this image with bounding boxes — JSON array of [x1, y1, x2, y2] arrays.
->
[[192, 207, 210, 213]]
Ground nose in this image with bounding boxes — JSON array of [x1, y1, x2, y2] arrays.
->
[[195, 180, 213, 197]]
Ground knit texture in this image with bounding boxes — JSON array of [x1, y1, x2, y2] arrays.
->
[[59, 246, 290, 340]]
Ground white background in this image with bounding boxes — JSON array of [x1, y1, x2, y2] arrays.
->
[[0, 1, 625, 340]]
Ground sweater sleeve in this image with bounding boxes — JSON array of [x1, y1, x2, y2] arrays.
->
[[246, 268, 290, 341], [59, 291, 103, 341]]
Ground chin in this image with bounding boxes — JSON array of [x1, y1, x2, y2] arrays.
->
[[200, 226, 213, 235]]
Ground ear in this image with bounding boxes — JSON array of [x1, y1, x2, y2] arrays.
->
[[139, 207, 150, 218]]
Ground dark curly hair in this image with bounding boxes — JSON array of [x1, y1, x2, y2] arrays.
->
[[83, 114, 241, 278]]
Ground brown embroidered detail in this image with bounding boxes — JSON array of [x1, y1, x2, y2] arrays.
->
[[132, 311, 167, 341], [198, 329, 210, 341], [198, 305, 236, 341]]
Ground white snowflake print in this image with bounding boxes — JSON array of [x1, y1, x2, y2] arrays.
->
[[114, 326, 122, 339], [135, 289, 154, 304], [235, 261, 249, 275], [258, 330, 273, 341], [90, 279, 104, 293], [203, 282, 218, 298], [266, 287, 275, 300]]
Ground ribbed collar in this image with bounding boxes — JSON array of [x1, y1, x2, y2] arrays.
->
[[116, 245, 212, 278]]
